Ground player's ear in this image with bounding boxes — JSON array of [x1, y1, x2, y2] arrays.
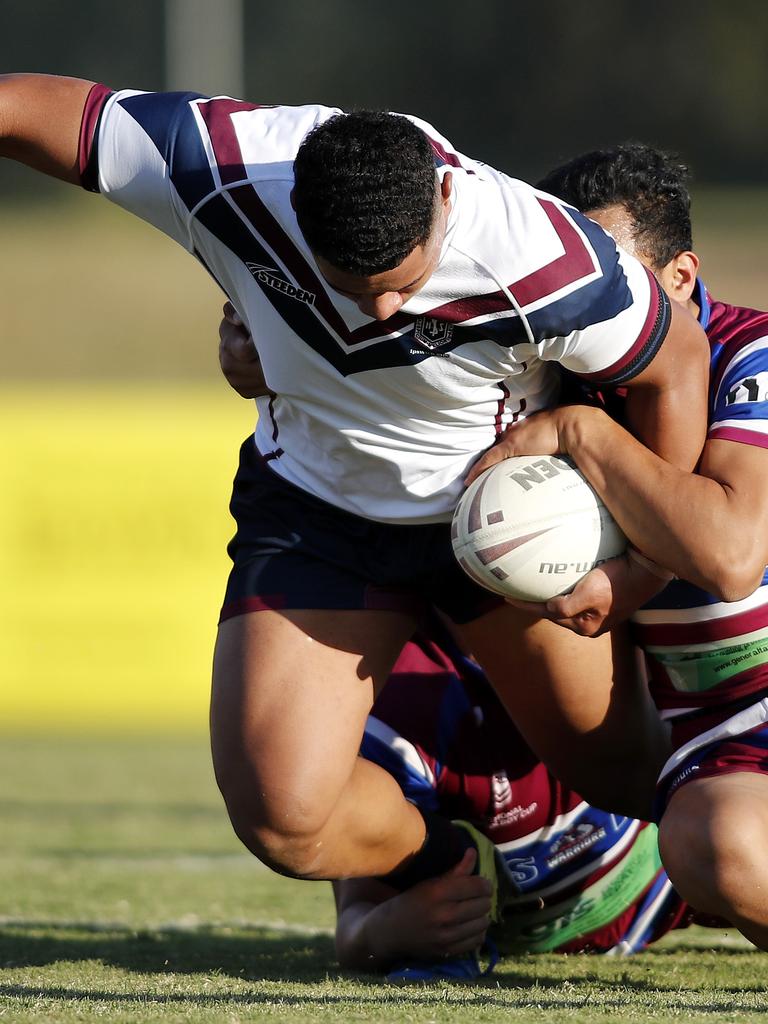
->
[[658, 251, 699, 304], [440, 171, 452, 205]]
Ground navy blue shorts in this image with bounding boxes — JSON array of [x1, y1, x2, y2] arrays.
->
[[220, 438, 503, 625]]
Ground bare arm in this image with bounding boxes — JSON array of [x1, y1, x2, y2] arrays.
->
[[620, 296, 710, 471], [333, 849, 491, 970], [470, 295, 710, 486], [0, 74, 95, 183], [332, 877, 404, 970], [503, 403, 768, 601], [560, 410, 768, 599]]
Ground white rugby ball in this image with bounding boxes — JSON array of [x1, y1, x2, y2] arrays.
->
[[451, 456, 626, 602]]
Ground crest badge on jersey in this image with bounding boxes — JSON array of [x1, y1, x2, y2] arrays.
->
[[413, 316, 454, 350], [491, 771, 513, 812]]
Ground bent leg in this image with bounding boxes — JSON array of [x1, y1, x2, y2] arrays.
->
[[211, 608, 424, 879], [659, 773, 768, 950], [456, 604, 668, 819]]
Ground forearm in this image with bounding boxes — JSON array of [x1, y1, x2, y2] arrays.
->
[[620, 293, 710, 472], [335, 899, 405, 970], [623, 381, 704, 472], [561, 407, 749, 597]]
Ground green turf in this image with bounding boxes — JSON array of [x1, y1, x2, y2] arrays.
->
[[2, 738, 766, 1023]]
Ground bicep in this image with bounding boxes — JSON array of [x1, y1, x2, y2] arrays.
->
[[699, 438, 768, 558], [623, 296, 709, 391], [0, 74, 95, 184]]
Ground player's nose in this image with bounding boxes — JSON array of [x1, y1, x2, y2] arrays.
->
[[356, 291, 404, 321]]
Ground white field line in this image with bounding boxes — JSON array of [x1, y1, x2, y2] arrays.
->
[[0, 853, 262, 870], [0, 915, 334, 936]]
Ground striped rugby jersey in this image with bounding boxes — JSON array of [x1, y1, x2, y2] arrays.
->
[[79, 85, 670, 524], [364, 631, 688, 954], [633, 280, 768, 714]]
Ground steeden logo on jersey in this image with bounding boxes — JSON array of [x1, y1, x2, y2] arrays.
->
[[246, 262, 316, 306]]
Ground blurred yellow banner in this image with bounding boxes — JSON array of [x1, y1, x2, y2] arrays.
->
[[0, 385, 255, 734]]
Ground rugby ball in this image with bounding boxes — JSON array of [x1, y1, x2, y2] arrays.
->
[[451, 456, 626, 602]]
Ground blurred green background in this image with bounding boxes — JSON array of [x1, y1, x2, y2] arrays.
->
[[1, 2, 767, 734]]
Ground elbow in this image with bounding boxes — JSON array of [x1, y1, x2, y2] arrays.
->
[[699, 547, 765, 603]]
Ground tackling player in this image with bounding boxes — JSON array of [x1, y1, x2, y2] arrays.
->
[[0, 77, 707, 906], [481, 143, 768, 950], [333, 624, 703, 980]]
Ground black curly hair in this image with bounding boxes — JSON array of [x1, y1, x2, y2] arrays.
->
[[536, 143, 693, 270], [293, 111, 439, 276]]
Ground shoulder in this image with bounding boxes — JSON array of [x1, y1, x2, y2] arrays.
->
[[102, 91, 341, 165], [94, 92, 342, 212], [709, 299, 768, 405]]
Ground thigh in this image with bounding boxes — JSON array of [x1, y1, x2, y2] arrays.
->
[[211, 608, 417, 818], [663, 771, 768, 836], [456, 604, 669, 816], [660, 771, 768, 935]]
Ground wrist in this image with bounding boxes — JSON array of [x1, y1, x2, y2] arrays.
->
[[627, 545, 676, 582], [359, 897, 408, 964], [558, 404, 600, 459]]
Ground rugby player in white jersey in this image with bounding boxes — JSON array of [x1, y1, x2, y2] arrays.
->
[[0, 76, 708, 906], [480, 143, 768, 949]]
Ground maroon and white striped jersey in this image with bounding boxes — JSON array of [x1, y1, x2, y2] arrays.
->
[[633, 282, 768, 717], [364, 632, 692, 953], [80, 86, 671, 523]]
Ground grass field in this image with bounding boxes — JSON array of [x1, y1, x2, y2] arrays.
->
[[2, 736, 766, 1024]]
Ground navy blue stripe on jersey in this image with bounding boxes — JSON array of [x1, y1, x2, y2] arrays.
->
[[194, 193, 482, 375], [192, 246, 227, 294], [641, 578, 725, 611], [424, 204, 631, 336], [502, 811, 638, 896], [640, 574, 768, 611], [619, 871, 676, 953], [602, 274, 671, 386], [118, 92, 215, 213], [693, 278, 712, 332], [226, 183, 418, 347], [435, 672, 474, 769], [457, 261, 635, 351]]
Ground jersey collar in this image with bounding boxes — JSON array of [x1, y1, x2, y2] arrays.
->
[[693, 277, 711, 330]]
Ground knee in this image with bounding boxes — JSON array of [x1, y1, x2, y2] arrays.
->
[[659, 782, 768, 912], [238, 817, 331, 879], [213, 757, 337, 879]]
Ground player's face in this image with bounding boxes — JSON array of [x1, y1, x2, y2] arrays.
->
[[315, 174, 453, 321]]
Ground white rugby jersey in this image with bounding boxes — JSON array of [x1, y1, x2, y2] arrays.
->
[[79, 85, 671, 523]]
